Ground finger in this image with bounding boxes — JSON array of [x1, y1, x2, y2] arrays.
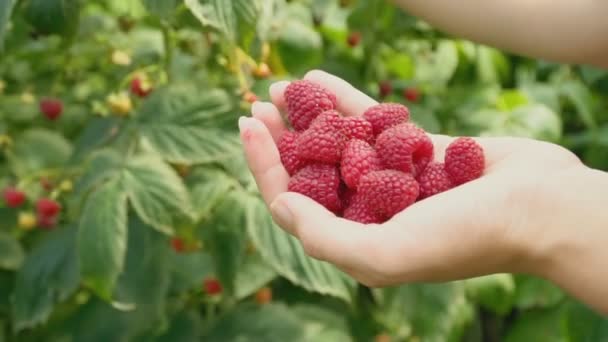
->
[[304, 70, 378, 117], [269, 192, 381, 270], [427, 135, 533, 168], [428, 133, 454, 162], [269, 81, 289, 111], [251, 101, 287, 143], [239, 117, 290, 205], [269, 70, 378, 118], [386, 175, 513, 281]]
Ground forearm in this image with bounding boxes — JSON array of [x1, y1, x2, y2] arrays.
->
[[531, 165, 608, 314], [392, 0, 608, 67]]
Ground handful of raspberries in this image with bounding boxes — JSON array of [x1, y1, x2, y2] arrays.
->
[[279, 80, 485, 224]]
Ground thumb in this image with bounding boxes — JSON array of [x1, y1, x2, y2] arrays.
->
[[269, 192, 335, 237], [269, 192, 375, 268]]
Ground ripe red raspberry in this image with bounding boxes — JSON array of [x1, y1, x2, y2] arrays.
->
[[341, 117, 374, 143], [403, 87, 421, 102], [296, 119, 346, 164], [203, 277, 223, 295], [379, 81, 393, 98], [416, 163, 453, 199], [376, 123, 434, 176], [130, 77, 153, 98], [284, 80, 337, 131], [343, 193, 384, 224], [171, 238, 186, 253], [347, 31, 362, 47], [36, 198, 61, 218], [311, 110, 342, 131], [363, 103, 410, 136], [278, 131, 309, 176], [255, 287, 273, 305], [40, 98, 63, 121], [37, 214, 57, 230], [3, 188, 26, 208], [310, 111, 373, 143], [359, 170, 419, 218], [341, 140, 382, 189], [288, 164, 342, 213], [340, 186, 356, 208], [444, 137, 485, 185]]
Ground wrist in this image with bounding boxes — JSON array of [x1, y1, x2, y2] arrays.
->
[[518, 165, 608, 312], [511, 164, 592, 278]]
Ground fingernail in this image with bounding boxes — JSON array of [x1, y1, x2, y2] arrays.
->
[[269, 81, 289, 95], [238, 116, 255, 132], [251, 101, 264, 115], [270, 199, 294, 229]]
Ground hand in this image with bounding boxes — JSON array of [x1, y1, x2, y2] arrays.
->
[[239, 70, 583, 288]]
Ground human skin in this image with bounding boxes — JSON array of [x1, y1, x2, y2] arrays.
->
[[392, 0, 608, 68], [239, 70, 608, 314]]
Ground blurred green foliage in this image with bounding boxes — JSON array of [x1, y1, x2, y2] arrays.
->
[[0, 0, 606, 341]]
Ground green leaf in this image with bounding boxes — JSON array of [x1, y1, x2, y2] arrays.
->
[[565, 299, 608, 341], [55, 297, 129, 342], [122, 154, 193, 234], [72, 118, 122, 163], [0, 0, 15, 50], [520, 83, 560, 112], [384, 53, 414, 80], [184, 0, 217, 28], [496, 90, 529, 111], [434, 40, 459, 83], [277, 20, 323, 75], [409, 104, 441, 134], [513, 275, 564, 309], [209, 0, 237, 41], [465, 274, 515, 315], [137, 85, 238, 164], [504, 306, 569, 342], [200, 191, 248, 295], [8, 129, 72, 176], [55, 217, 171, 341], [204, 303, 305, 341], [188, 167, 239, 221], [74, 149, 123, 203], [482, 104, 562, 142], [142, 0, 178, 18], [0, 232, 24, 270], [12, 228, 80, 332], [257, 0, 282, 41], [23, 0, 80, 38], [560, 80, 597, 129], [477, 46, 509, 84], [0, 271, 15, 315], [78, 179, 128, 300], [155, 310, 202, 342], [185, 0, 257, 43], [579, 66, 608, 84], [292, 304, 352, 342], [374, 283, 474, 341], [234, 254, 277, 300], [169, 252, 213, 294], [246, 196, 355, 303], [112, 216, 171, 336]]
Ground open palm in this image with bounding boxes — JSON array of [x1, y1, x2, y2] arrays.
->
[[239, 70, 582, 287]]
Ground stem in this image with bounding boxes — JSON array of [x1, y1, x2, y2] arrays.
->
[[362, 0, 382, 84], [205, 301, 216, 322], [161, 22, 175, 82]]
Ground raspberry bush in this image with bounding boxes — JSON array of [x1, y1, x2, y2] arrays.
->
[[0, 0, 606, 341]]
